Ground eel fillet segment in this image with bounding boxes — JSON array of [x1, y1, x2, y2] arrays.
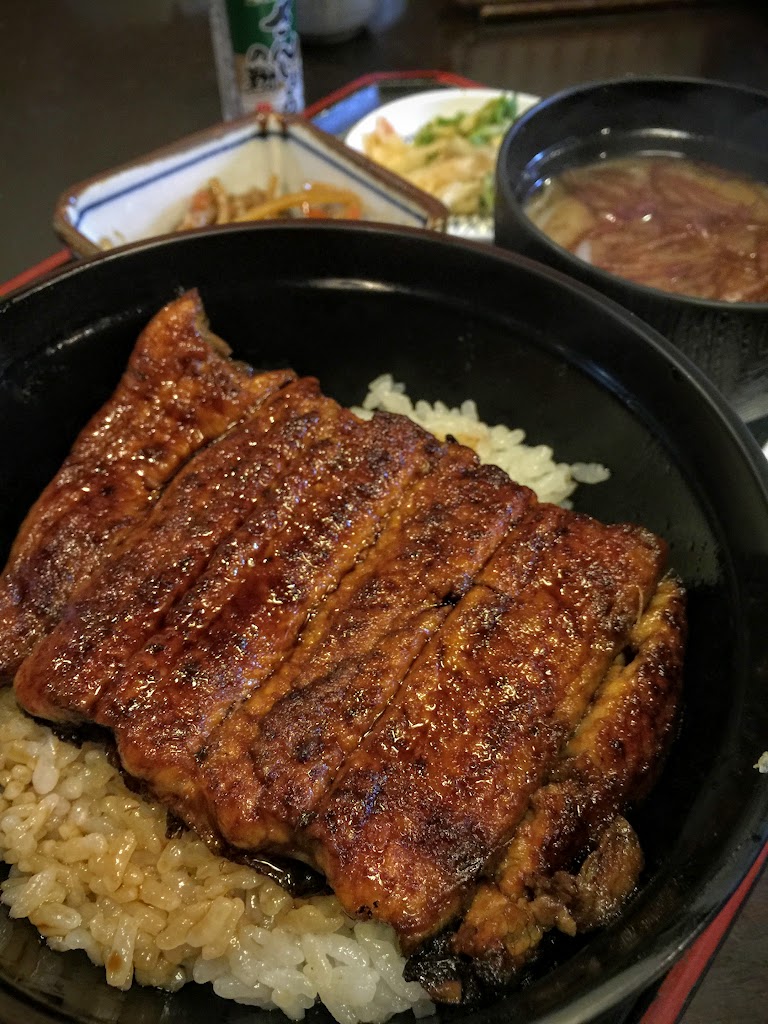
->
[[411, 576, 685, 1000], [308, 506, 666, 951], [201, 448, 534, 853], [14, 378, 331, 723], [0, 290, 293, 677], [102, 412, 437, 842]]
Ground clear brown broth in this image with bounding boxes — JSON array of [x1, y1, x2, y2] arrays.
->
[[525, 155, 768, 302]]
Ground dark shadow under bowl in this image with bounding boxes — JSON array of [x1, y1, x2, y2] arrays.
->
[[0, 222, 766, 1024], [494, 76, 768, 423]]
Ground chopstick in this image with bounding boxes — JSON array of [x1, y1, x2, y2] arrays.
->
[[471, 0, 700, 19]]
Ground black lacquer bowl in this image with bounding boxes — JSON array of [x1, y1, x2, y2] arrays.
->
[[0, 223, 766, 1024], [494, 76, 768, 423]]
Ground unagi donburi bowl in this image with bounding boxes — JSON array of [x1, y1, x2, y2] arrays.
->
[[0, 222, 766, 1024]]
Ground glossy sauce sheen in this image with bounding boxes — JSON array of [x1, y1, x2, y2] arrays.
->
[[6, 299, 685, 989], [453, 577, 686, 973], [0, 291, 294, 677], [14, 377, 330, 723], [526, 155, 768, 301], [308, 505, 665, 949], [202, 447, 534, 852], [103, 410, 435, 839]]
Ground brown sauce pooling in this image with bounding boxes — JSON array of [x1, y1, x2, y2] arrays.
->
[[525, 155, 768, 302]]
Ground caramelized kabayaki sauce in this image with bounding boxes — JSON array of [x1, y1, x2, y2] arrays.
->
[[525, 155, 768, 302]]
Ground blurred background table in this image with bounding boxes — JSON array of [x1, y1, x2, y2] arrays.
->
[[4, 0, 768, 284], [1, 2, 766, 1022]]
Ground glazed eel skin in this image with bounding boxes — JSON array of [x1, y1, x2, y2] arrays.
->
[[6, 297, 685, 1000], [408, 576, 685, 1001], [307, 505, 667, 951], [0, 291, 293, 678]]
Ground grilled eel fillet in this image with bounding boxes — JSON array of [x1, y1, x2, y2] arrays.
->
[[8, 302, 685, 997], [307, 505, 666, 950], [408, 576, 685, 1001], [197, 445, 533, 852], [97, 408, 445, 842], [15, 377, 351, 722], [0, 291, 294, 678]]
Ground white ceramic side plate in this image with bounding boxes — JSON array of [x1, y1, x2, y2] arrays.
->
[[346, 88, 541, 242]]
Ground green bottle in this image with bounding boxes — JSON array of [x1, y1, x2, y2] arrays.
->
[[211, 0, 304, 118]]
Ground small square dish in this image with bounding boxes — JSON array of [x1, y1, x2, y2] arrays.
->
[[53, 112, 448, 257]]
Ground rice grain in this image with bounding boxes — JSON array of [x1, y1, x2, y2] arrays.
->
[[0, 689, 433, 1021]]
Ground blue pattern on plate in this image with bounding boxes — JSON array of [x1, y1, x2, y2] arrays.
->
[[73, 126, 427, 230]]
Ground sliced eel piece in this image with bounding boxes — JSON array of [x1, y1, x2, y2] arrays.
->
[[449, 576, 685, 975], [557, 814, 645, 932], [101, 412, 436, 840], [414, 816, 646, 1006], [13, 378, 334, 723], [0, 290, 294, 677], [201, 447, 534, 852], [308, 505, 666, 951]]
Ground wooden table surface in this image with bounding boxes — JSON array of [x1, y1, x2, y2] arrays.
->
[[1, 2, 767, 1023]]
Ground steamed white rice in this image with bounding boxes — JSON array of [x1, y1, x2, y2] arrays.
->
[[0, 690, 432, 1023], [354, 375, 609, 506], [0, 379, 609, 1020]]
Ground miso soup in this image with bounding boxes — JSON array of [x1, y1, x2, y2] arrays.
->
[[525, 155, 768, 303]]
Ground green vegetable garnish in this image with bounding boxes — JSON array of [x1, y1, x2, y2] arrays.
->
[[413, 94, 519, 148]]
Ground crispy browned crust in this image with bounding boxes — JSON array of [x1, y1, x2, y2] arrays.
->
[[201, 447, 534, 853], [104, 410, 438, 841], [14, 378, 328, 723], [308, 506, 666, 950], [0, 291, 294, 677]]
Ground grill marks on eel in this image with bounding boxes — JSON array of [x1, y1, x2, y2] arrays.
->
[[7, 303, 684, 987], [462, 581, 684, 940], [0, 291, 293, 679], [200, 448, 534, 853], [99, 411, 436, 839], [14, 378, 332, 723], [424, 577, 686, 996], [307, 507, 665, 950]]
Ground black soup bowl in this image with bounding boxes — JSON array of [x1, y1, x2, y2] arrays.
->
[[0, 223, 767, 1024], [494, 76, 768, 423]]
